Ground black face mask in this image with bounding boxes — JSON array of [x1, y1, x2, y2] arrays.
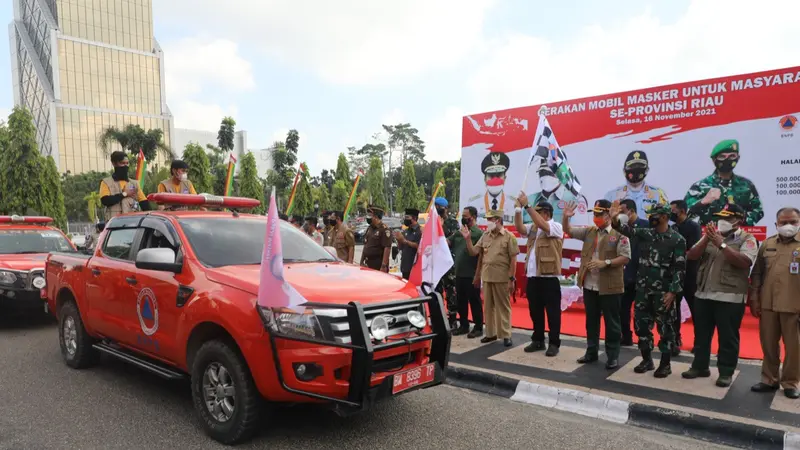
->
[[461, 217, 471, 226], [403, 219, 412, 227], [366, 216, 373, 226], [714, 159, 737, 173], [669, 213, 679, 223], [113, 165, 129, 180], [649, 216, 662, 228], [327, 219, 337, 227], [436, 208, 445, 217], [625, 168, 647, 183]]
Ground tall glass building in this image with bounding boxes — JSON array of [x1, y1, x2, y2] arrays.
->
[[9, 0, 173, 174]]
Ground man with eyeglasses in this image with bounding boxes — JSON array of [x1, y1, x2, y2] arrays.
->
[[684, 139, 763, 227]]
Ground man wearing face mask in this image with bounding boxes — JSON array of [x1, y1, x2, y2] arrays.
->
[[303, 216, 324, 246], [448, 206, 484, 338], [99, 151, 151, 220], [434, 197, 461, 327], [515, 193, 565, 357], [157, 160, 202, 211], [617, 199, 649, 346], [462, 210, 519, 347], [522, 157, 588, 225], [684, 139, 763, 227], [681, 204, 757, 387], [360, 205, 392, 272], [565, 199, 631, 369], [750, 207, 800, 399], [611, 202, 686, 378], [669, 200, 702, 355], [469, 152, 516, 222], [289, 215, 304, 229], [396, 208, 422, 280], [330, 211, 355, 263], [605, 151, 668, 219], [321, 211, 333, 246]]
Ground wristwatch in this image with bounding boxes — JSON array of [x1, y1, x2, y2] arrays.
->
[[720, 243, 728, 250], [122, 191, 128, 197], [509, 276, 515, 281], [604, 259, 611, 267]]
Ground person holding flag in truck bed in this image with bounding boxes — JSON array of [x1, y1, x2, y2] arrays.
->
[[99, 151, 151, 220]]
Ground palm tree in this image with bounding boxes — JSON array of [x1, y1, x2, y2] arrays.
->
[[84, 192, 101, 223], [98, 124, 174, 161]]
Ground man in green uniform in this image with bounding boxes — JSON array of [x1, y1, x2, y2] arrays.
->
[[434, 197, 461, 328], [684, 139, 764, 226], [360, 205, 392, 272], [449, 206, 484, 338], [612, 202, 687, 378]]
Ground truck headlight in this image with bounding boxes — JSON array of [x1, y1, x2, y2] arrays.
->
[[0, 271, 17, 285], [370, 315, 390, 341], [257, 306, 325, 340], [406, 310, 426, 329], [32, 276, 46, 289]]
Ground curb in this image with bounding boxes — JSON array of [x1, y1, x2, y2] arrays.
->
[[445, 365, 798, 450]]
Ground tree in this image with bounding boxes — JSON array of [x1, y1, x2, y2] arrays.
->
[[348, 143, 386, 179], [39, 156, 68, 230], [0, 107, 45, 216], [314, 184, 331, 212], [335, 153, 351, 185], [265, 135, 298, 206], [395, 160, 420, 211], [237, 152, 265, 214], [217, 117, 236, 155], [319, 169, 334, 191], [331, 180, 349, 211], [383, 123, 426, 165], [84, 191, 101, 223], [98, 124, 173, 161], [61, 171, 108, 222], [285, 129, 300, 156], [293, 166, 314, 216], [365, 156, 387, 210], [181, 142, 213, 194]]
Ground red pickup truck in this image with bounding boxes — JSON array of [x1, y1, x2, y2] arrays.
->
[[45, 194, 450, 445], [0, 215, 75, 316]]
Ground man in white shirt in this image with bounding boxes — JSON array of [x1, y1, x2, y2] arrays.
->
[[515, 192, 565, 357]]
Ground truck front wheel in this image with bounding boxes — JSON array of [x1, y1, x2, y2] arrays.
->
[[190, 340, 262, 445], [58, 301, 98, 369]]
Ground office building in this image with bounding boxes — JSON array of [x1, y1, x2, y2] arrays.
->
[[9, 0, 173, 174]]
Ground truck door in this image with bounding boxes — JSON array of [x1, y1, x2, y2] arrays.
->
[[85, 217, 143, 346], [129, 217, 186, 364]]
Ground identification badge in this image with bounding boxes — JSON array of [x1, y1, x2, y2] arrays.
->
[[791, 262, 799, 275]]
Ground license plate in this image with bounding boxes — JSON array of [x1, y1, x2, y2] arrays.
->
[[392, 363, 436, 394]]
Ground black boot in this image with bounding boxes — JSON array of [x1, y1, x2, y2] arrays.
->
[[634, 349, 655, 373], [654, 352, 672, 378]]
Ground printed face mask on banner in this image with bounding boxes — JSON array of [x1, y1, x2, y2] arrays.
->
[[778, 224, 799, 237], [540, 175, 560, 192], [485, 176, 504, 196], [714, 158, 738, 173], [625, 168, 647, 183]]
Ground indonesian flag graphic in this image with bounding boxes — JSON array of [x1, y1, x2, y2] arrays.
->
[[408, 205, 454, 292]]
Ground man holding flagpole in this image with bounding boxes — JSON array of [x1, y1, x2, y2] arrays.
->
[[99, 151, 151, 220], [462, 210, 519, 347]]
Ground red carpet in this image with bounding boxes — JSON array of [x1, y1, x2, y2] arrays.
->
[[505, 299, 764, 361]]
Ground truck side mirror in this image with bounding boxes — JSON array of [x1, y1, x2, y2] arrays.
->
[[136, 248, 182, 274]]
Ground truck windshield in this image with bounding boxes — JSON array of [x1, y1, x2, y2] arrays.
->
[[0, 229, 74, 254], [178, 217, 337, 268]]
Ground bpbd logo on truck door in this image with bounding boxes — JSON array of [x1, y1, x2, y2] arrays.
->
[[137, 288, 159, 336]]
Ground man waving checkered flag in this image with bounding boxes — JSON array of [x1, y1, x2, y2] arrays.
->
[[527, 114, 582, 196]]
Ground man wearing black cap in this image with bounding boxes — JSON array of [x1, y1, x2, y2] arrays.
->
[[303, 216, 324, 246], [605, 151, 668, 219], [396, 208, 422, 279], [289, 215, 303, 229], [515, 191, 565, 356], [682, 203, 757, 388], [564, 199, 631, 369], [469, 152, 516, 222], [360, 205, 392, 272]]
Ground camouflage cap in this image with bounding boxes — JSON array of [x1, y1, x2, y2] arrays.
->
[[710, 139, 739, 158], [713, 203, 745, 219], [486, 209, 503, 219], [646, 203, 671, 216]]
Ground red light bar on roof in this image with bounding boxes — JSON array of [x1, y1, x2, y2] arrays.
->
[[0, 215, 54, 224], [147, 193, 261, 209]]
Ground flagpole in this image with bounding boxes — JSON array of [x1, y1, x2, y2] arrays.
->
[[521, 105, 548, 193]]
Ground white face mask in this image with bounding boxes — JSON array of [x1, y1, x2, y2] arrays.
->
[[179, 173, 188, 182], [540, 175, 560, 192], [486, 221, 496, 232], [487, 184, 504, 196], [617, 214, 629, 226], [717, 220, 734, 234], [778, 223, 799, 237]]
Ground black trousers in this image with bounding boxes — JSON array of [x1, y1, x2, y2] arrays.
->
[[455, 277, 483, 330], [527, 277, 562, 346], [690, 297, 745, 376], [675, 276, 697, 343], [401, 270, 410, 280], [583, 289, 622, 360], [621, 283, 636, 341]]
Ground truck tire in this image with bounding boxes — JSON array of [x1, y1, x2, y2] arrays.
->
[[58, 301, 98, 369], [190, 339, 262, 445]]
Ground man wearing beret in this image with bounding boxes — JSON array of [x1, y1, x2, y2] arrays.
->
[[682, 203, 757, 388], [605, 150, 668, 219], [684, 139, 763, 226], [612, 202, 687, 378], [360, 205, 392, 272], [468, 152, 517, 222]]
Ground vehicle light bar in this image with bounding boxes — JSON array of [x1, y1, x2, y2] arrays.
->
[[0, 215, 54, 224], [146, 193, 261, 209]]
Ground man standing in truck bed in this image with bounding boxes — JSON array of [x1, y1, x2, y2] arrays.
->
[[99, 151, 151, 220]]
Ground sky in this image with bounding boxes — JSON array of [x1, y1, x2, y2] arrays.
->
[[1, 0, 798, 176]]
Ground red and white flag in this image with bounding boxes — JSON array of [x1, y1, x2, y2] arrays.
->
[[408, 205, 454, 291], [257, 187, 306, 312]]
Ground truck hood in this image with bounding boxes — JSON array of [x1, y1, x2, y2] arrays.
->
[[0, 253, 48, 271], [205, 262, 419, 305]]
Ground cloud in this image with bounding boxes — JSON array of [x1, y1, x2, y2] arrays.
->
[[421, 106, 465, 162], [154, 0, 495, 86]]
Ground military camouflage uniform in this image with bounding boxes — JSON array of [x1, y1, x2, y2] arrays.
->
[[437, 214, 461, 325], [617, 219, 687, 354]]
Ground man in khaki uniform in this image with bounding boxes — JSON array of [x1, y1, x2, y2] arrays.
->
[[157, 160, 204, 211], [99, 151, 151, 220], [750, 207, 800, 399], [682, 204, 757, 388], [564, 199, 631, 369], [329, 211, 355, 263], [360, 205, 391, 271], [321, 211, 333, 246], [462, 209, 519, 347]]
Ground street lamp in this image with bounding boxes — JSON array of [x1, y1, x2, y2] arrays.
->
[[314, 201, 319, 214]]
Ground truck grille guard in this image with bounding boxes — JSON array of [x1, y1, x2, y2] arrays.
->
[[265, 292, 451, 412]]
